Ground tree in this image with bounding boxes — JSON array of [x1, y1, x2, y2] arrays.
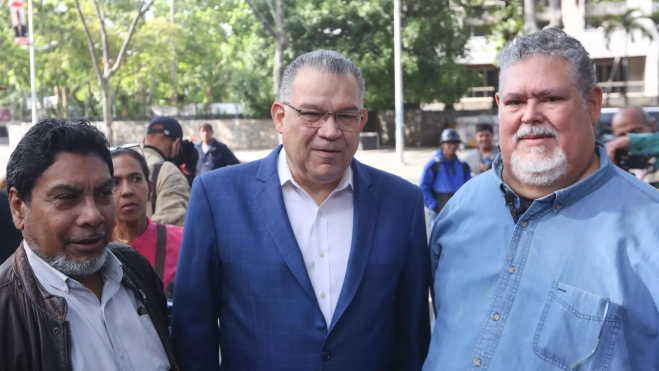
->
[[73, 0, 155, 143], [244, 0, 287, 97], [523, 0, 537, 34], [602, 8, 655, 105]]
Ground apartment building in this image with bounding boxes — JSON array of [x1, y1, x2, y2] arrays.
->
[[458, 0, 659, 110]]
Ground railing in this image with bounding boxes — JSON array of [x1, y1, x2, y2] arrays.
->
[[465, 86, 496, 98], [598, 80, 645, 94]]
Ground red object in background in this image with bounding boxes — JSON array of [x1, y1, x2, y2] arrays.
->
[[0, 110, 10, 121]]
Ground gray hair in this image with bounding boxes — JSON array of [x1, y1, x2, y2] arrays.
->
[[497, 28, 597, 107], [616, 106, 653, 125], [278, 50, 366, 108]]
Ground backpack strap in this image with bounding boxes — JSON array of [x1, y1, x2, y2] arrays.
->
[[151, 161, 164, 215], [461, 162, 470, 179], [154, 222, 167, 279]]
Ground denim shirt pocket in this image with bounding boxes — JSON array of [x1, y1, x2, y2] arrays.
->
[[534, 281, 621, 371]]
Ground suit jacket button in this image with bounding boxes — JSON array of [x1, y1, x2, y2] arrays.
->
[[321, 351, 331, 361]]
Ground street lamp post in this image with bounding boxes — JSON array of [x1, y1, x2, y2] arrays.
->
[[393, 0, 404, 163], [27, 0, 37, 124]]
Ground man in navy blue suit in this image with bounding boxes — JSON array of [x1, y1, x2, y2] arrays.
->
[[172, 50, 431, 370]]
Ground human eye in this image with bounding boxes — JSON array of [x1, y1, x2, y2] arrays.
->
[[132, 175, 143, 183], [300, 110, 325, 120], [546, 96, 562, 103], [506, 99, 523, 106], [337, 112, 360, 124]]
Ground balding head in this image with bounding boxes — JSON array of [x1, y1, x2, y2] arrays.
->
[[611, 107, 657, 137]]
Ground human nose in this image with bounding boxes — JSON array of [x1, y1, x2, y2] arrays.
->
[[119, 180, 134, 198], [317, 114, 342, 138], [521, 99, 543, 125], [78, 196, 105, 227]]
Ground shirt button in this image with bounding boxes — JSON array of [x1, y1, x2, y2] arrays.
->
[[521, 220, 529, 227], [319, 251, 325, 257], [555, 204, 562, 210], [318, 211, 323, 217], [321, 292, 326, 299], [492, 313, 500, 321], [321, 351, 331, 361], [508, 266, 516, 274], [474, 358, 482, 367]]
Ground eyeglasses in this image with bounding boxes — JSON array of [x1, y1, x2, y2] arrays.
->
[[282, 102, 363, 132], [109, 143, 143, 155]]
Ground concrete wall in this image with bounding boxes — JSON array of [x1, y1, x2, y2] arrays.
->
[[8, 118, 279, 152], [376, 109, 497, 147]]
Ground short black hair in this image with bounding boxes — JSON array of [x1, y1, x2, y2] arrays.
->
[[201, 123, 213, 132], [475, 123, 494, 133], [111, 148, 150, 180], [6, 118, 113, 202]]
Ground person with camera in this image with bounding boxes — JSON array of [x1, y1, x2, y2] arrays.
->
[[142, 117, 190, 227], [463, 123, 500, 176], [605, 107, 659, 188]]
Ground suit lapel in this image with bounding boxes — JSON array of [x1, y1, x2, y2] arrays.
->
[[329, 160, 377, 331], [253, 146, 317, 303]]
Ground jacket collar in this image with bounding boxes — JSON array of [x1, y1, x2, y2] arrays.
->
[[492, 142, 615, 209], [254, 145, 376, 332], [12, 245, 68, 321]]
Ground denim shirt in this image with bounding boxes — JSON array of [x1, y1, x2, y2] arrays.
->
[[424, 143, 659, 371]]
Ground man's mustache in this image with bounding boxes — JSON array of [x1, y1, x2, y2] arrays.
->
[[65, 230, 107, 243], [513, 125, 558, 143]]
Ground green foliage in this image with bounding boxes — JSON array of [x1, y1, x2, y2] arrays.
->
[[0, 0, 477, 118]]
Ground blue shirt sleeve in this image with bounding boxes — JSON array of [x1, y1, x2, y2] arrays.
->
[[419, 159, 438, 210]]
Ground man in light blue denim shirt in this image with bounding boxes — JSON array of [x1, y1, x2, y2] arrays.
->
[[424, 28, 659, 371]]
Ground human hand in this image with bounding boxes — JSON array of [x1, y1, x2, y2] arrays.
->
[[605, 136, 630, 162]]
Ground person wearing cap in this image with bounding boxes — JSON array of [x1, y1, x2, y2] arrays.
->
[[419, 128, 471, 227], [143, 116, 190, 227]]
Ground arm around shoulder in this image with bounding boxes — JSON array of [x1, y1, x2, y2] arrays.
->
[[393, 188, 431, 370]]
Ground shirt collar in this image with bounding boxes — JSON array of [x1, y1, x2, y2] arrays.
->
[[23, 241, 124, 294], [492, 141, 614, 209], [277, 147, 353, 192]]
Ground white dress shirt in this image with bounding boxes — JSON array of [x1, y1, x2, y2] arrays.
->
[[24, 242, 170, 371], [277, 148, 354, 328]]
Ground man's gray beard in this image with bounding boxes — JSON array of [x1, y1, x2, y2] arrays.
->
[[28, 239, 109, 279], [510, 145, 569, 187]]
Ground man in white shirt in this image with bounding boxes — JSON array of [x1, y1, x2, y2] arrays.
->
[[0, 118, 177, 370], [173, 50, 431, 371]]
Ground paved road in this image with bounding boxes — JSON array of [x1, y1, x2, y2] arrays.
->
[[1, 144, 472, 186]]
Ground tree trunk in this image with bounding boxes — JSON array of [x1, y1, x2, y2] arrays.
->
[[523, 0, 538, 34], [101, 79, 113, 145], [206, 86, 212, 114], [548, 0, 562, 28], [54, 85, 61, 116], [62, 87, 69, 119], [273, 41, 284, 97], [170, 0, 178, 113]]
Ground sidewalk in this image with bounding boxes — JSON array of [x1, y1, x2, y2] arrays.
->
[[0, 144, 468, 185]]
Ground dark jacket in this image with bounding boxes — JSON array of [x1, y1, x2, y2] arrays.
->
[[0, 243, 179, 371], [195, 139, 240, 175], [0, 190, 22, 264]]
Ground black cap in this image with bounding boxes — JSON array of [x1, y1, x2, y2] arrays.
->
[[146, 116, 183, 140]]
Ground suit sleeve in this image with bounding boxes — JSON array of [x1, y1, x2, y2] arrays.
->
[[152, 162, 190, 227], [419, 160, 437, 211], [393, 187, 431, 370], [172, 176, 222, 371]]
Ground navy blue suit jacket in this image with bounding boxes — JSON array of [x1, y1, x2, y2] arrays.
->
[[172, 146, 430, 370]]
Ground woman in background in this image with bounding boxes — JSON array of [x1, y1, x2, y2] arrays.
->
[[110, 148, 183, 295]]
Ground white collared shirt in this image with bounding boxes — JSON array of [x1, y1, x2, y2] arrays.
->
[[277, 148, 354, 328], [23, 242, 170, 371]]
